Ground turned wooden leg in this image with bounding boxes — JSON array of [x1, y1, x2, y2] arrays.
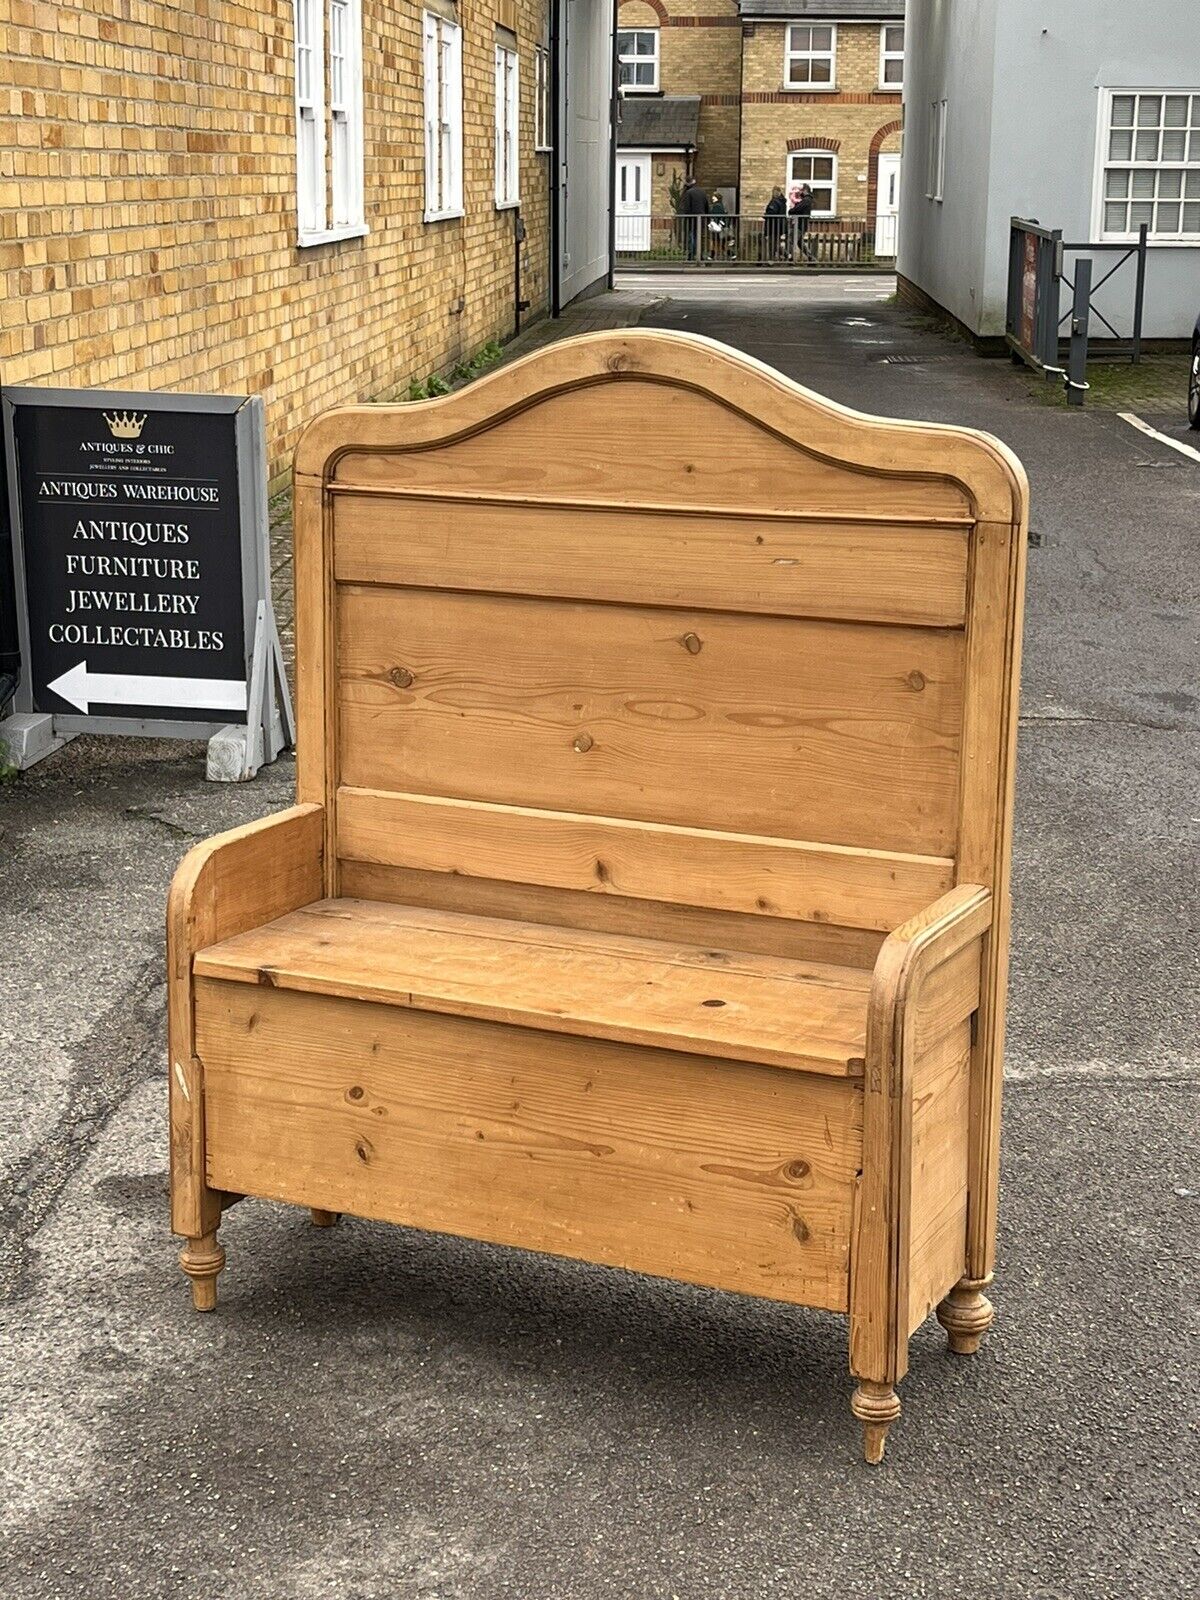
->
[[851, 1381, 901, 1464], [937, 1275, 995, 1355], [179, 1230, 226, 1312], [310, 1208, 341, 1228]]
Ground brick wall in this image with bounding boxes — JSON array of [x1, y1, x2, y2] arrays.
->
[[739, 21, 901, 215], [0, 0, 554, 484], [616, 7, 903, 219]]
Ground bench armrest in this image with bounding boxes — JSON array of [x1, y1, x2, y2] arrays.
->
[[867, 884, 993, 1075], [168, 802, 324, 1235], [851, 885, 993, 1385]]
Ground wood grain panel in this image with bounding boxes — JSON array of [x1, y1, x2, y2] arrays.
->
[[195, 899, 872, 1076], [198, 980, 863, 1310], [330, 381, 974, 519], [906, 1022, 971, 1333], [335, 587, 965, 855], [337, 861, 889, 969], [336, 788, 955, 933], [332, 494, 969, 628]]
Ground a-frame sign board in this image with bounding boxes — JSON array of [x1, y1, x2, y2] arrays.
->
[[0, 388, 293, 779]]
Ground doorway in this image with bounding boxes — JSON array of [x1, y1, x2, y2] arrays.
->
[[615, 154, 651, 252], [875, 152, 901, 258]]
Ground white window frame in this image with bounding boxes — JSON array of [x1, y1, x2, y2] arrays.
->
[[1094, 88, 1200, 245], [879, 23, 904, 90], [293, 0, 368, 247], [786, 149, 837, 218], [328, 0, 365, 231], [616, 29, 659, 94], [926, 99, 946, 201], [495, 41, 520, 209], [423, 10, 464, 222], [784, 23, 836, 92], [535, 43, 552, 152]]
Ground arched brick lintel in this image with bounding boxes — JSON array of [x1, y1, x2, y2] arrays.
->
[[787, 135, 841, 154], [618, 0, 669, 23], [867, 118, 903, 218]]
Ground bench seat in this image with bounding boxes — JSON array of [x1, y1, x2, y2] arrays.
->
[[194, 898, 871, 1078]]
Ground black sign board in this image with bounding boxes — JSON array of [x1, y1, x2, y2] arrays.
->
[[1, 388, 292, 775]]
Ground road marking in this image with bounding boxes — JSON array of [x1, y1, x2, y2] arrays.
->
[[48, 659, 249, 715], [1118, 410, 1200, 465]]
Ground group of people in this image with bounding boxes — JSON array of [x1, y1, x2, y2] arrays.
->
[[763, 184, 816, 262], [676, 177, 818, 263]]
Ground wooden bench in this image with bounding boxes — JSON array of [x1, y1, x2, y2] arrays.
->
[[168, 330, 1027, 1463]]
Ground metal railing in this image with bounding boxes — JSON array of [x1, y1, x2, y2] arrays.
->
[[615, 214, 893, 267]]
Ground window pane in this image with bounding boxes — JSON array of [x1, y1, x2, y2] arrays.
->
[[812, 27, 832, 50], [1105, 169, 1130, 198], [1109, 129, 1133, 160], [1159, 168, 1183, 199], [1183, 201, 1200, 232], [1162, 129, 1187, 160], [813, 185, 833, 211], [1192, 96, 1200, 127], [812, 157, 833, 179], [1104, 201, 1127, 231], [1164, 95, 1189, 127], [884, 59, 903, 83], [1111, 95, 1135, 128], [812, 58, 832, 82], [1131, 168, 1156, 198], [885, 26, 903, 51], [1136, 96, 1161, 126], [1190, 131, 1200, 161], [634, 62, 653, 84], [1134, 130, 1159, 161], [1130, 201, 1154, 226], [1156, 202, 1181, 232], [616, 32, 633, 52], [789, 62, 810, 85]]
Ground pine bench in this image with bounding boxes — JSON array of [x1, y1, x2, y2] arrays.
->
[[168, 330, 1028, 1462]]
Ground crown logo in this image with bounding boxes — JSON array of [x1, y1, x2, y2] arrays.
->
[[102, 411, 147, 439]]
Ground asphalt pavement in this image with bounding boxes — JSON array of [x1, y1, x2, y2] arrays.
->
[[1, 274, 1197, 1599]]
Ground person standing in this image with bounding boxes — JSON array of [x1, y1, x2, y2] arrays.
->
[[789, 183, 815, 263], [708, 192, 732, 260], [763, 186, 787, 260], [678, 176, 708, 263]]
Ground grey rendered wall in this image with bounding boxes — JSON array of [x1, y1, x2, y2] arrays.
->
[[902, 0, 1200, 340], [898, 0, 1000, 334], [983, 0, 1200, 340]]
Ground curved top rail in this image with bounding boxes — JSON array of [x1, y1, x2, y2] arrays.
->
[[294, 328, 1028, 525]]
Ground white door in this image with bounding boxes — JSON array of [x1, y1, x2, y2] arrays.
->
[[875, 152, 901, 257], [615, 154, 651, 252], [559, 0, 614, 307]]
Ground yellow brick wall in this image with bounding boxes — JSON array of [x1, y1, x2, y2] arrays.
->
[[739, 22, 901, 216], [617, 0, 741, 190], [616, 7, 902, 215], [0, 0, 555, 483]]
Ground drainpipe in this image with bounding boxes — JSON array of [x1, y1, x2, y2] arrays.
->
[[514, 210, 529, 336]]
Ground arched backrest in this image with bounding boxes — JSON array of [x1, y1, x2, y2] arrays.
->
[[293, 330, 1027, 967]]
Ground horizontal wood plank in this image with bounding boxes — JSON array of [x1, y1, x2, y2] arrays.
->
[[198, 981, 862, 1311], [330, 379, 974, 520], [336, 788, 955, 934], [335, 587, 965, 856], [332, 493, 969, 628], [195, 898, 872, 1076], [337, 861, 889, 969]]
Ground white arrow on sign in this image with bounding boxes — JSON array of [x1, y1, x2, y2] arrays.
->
[[47, 660, 248, 716]]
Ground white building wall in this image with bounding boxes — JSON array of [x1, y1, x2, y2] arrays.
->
[[901, 0, 1200, 339]]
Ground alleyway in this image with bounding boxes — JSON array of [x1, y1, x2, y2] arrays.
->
[[2, 277, 1196, 1599]]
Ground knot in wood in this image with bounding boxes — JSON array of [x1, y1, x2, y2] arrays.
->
[[680, 632, 703, 655], [573, 732, 594, 753], [906, 670, 926, 691], [389, 666, 415, 688]]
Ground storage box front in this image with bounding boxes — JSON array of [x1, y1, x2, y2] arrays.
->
[[196, 978, 863, 1311]]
